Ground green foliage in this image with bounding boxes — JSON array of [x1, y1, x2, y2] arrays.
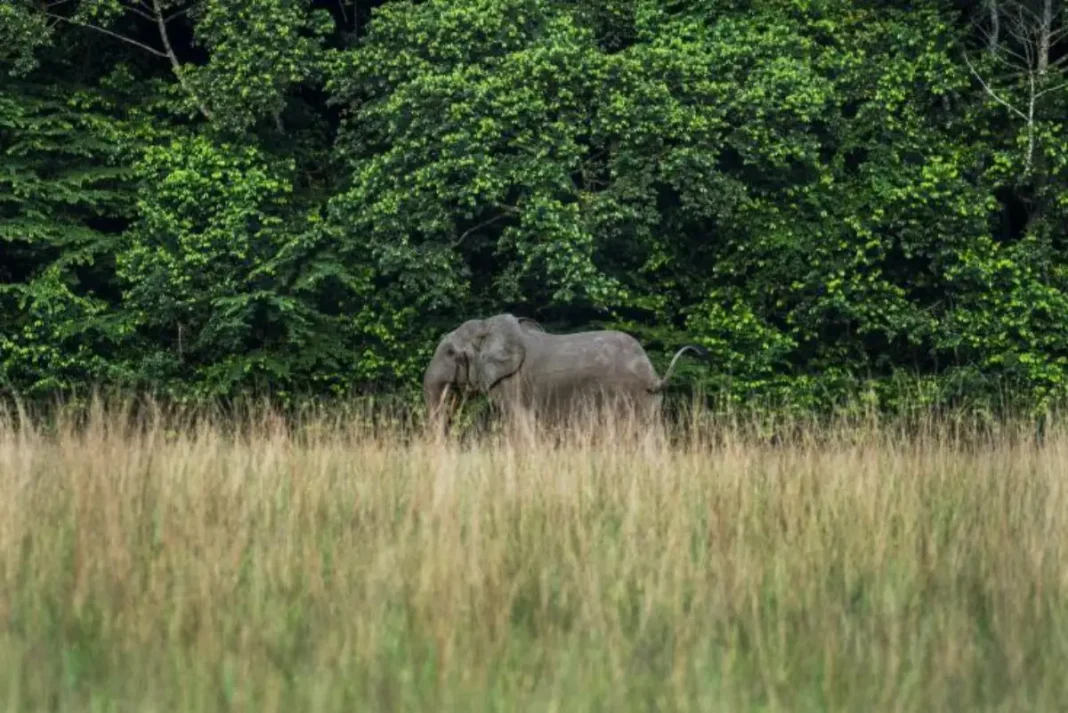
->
[[0, 3, 53, 77], [326, 0, 625, 312], [186, 0, 334, 131], [0, 80, 139, 394], [2, 0, 1068, 413], [116, 135, 301, 395]]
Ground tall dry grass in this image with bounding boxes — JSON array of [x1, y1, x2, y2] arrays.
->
[[0, 396, 1066, 712]]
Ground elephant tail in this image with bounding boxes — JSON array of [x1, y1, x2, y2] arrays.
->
[[649, 344, 709, 393]]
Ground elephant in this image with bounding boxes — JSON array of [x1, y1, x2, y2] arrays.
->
[[422, 313, 707, 432], [517, 317, 546, 332]]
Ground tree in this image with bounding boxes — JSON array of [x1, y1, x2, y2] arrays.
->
[[22, 0, 332, 131], [0, 74, 141, 394], [964, 0, 1067, 172], [2, 0, 1068, 412]]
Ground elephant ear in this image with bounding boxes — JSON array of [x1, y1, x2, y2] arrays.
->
[[473, 315, 525, 392]]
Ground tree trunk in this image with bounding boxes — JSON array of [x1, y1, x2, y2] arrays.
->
[[988, 0, 1000, 53], [1038, 0, 1053, 76]]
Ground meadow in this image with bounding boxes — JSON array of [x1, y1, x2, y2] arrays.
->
[[0, 397, 1066, 712]]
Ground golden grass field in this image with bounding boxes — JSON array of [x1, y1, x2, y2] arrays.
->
[[1, 397, 1066, 712]]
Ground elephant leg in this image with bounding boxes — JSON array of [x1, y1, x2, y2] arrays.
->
[[645, 392, 663, 424], [589, 388, 660, 443], [487, 375, 535, 439]]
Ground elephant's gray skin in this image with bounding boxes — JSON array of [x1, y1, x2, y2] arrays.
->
[[517, 317, 546, 332], [422, 313, 707, 431]]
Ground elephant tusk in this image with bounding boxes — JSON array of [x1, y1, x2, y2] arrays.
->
[[438, 383, 452, 412]]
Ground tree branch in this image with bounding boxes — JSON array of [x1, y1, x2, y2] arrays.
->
[[1011, 0, 1041, 25], [454, 215, 507, 246], [1034, 81, 1068, 99], [963, 51, 1029, 121], [44, 12, 168, 57], [122, 1, 158, 23], [152, 0, 213, 121], [987, 0, 1000, 52], [1026, 65, 1036, 171], [1006, 5, 1037, 51], [974, 0, 1066, 174], [1038, 0, 1052, 76], [493, 202, 522, 215], [992, 41, 1035, 66], [164, 6, 190, 22]]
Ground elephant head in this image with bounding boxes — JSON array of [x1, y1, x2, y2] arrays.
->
[[423, 314, 526, 426]]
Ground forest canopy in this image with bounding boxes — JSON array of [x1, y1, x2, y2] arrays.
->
[[2, 0, 1067, 412]]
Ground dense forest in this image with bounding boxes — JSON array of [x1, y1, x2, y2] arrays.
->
[[2, 0, 1067, 412]]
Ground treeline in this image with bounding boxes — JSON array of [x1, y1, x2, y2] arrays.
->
[[2, 0, 1067, 412]]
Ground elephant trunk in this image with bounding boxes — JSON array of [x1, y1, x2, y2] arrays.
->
[[423, 356, 455, 434], [424, 379, 448, 419]]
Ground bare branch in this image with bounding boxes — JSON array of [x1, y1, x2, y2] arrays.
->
[[453, 212, 513, 247], [962, 50, 1029, 121], [986, 44, 1032, 69], [972, 0, 1067, 174], [1016, 0, 1042, 25], [998, 67, 1040, 81], [1002, 25, 1033, 51], [1006, 4, 1038, 51], [1038, 0, 1052, 76], [1034, 81, 1068, 99], [44, 12, 168, 57], [122, 2, 158, 22], [1051, 23, 1068, 42], [1027, 64, 1036, 170], [491, 202, 522, 216], [164, 6, 190, 22], [993, 40, 1036, 66], [1020, 13, 1035, 66], [152, 0, 213, 121], [987, 0, 1000, 52], [974, 21, 994, 45], [1009, 0, 1042, 26]]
